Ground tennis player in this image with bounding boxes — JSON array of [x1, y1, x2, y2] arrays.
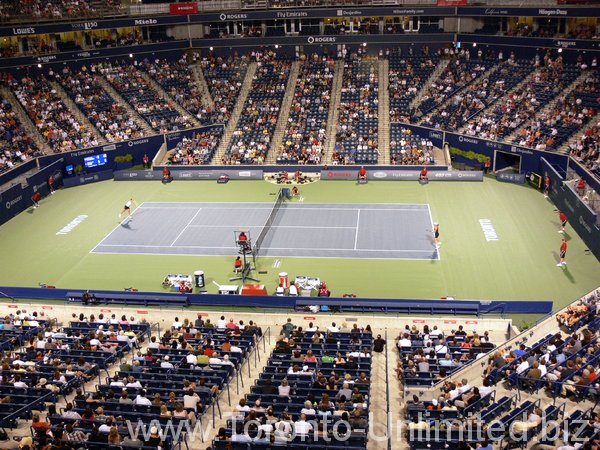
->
[[433, 222, 440, 248], [119, 197, 137, 220], [557, 238, 567, 267], [558, 210, 567, 233]]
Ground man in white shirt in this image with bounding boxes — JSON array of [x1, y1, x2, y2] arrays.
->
[[398, 334, 412, 348], [160, 356, 174, 369], [125, 377, 142, 389], [288, 282, 298, 296], [327, 322, 339, 333], [458, 379, 471, 395], [478, 380, 493, 398], [13, 377, 28, 389], [294, 414, 313, 436], [217, 316, 227, 329], [230, 343, 243, 354], [134, 390, 152, 406], [515, 358, 530, 375], [172, 317, 182, 329], [147, 337, 160, 350], [186, 352, 198, 365], [109, 376, 125, 388]]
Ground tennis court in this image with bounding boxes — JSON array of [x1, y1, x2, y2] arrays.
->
[[91, 201, 439, 260]]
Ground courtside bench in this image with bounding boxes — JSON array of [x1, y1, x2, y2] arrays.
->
[[66, 291, 188, 307]]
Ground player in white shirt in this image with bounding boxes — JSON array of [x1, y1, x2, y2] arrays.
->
[[119, 197, 137, 220]]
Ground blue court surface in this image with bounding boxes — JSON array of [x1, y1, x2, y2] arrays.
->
[[91, 202, 439, 260]]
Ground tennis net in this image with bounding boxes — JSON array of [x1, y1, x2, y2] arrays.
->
[[253, 189, 284, 256]]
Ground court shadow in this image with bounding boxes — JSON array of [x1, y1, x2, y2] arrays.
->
[[120, 221, 132, 230], [562, 266, 575, 284]]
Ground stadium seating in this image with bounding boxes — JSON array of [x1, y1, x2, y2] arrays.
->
[[463, 59, 580, 142], [103, 63, 194, 133], [388, 52, 439, 123], [416, 57, 494, 121], [59, 67, 144, 143], [389, 125, 435, 165], [211, 326, 372, 449], [513, 68, 599, 151], [226, 52, 292, 164], [201, 55, 248, 129], [9, 75, 99, 152], [334, 55, 379, 165], [424, 59, 534, 131], [277, 56, 334, 165], [167, 129, 223, 165], [144, 58, 222, 126], [0, 95, 41, 173]]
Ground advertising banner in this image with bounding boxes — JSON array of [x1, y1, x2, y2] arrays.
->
[[63, 169, 114, 188], [0, 183, 26, 226], [321, 168, 483, 181], [438, 0, 467, 5], [496, 172, 526, 184], [115, 169, 264, 180], [169, 2, 198, 14]]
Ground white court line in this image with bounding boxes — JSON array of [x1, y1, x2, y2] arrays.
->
[[94, 243, 435, 253], [140, 201, 429, 206], [89, 201, 147, 254], [169, 208, 202, 247], [187, 225, 357, 229], [139, 205, 427, 212], [90, 250, 438, 261], [426, 203, 441, 261], [354, 209, 360, 250]]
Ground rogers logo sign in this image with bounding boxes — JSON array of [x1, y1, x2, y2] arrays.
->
[[372, 172, 387, 179], [327, 172, 351, 177]]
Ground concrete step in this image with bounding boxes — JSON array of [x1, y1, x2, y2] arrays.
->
[[506, 70, 591, 144], [211, 62, 258, 165], [95, 75, 153, 134], [191, 63, 216, 110], [137, 71, 201, 128], [378, 58, 390, 165], [323, 60, 344, 165], [409, 59, 449, 112], [419, 63, 500, 126]]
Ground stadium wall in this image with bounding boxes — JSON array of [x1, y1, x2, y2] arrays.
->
[[0, 285, 552, 315], [542, 157, 600, 260]]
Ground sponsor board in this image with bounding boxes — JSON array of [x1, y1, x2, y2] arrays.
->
[[115, 169, 263, 181], [496, 172, 526, 184], [63, 169, 113, 188], [321, 169, 482, 181]]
